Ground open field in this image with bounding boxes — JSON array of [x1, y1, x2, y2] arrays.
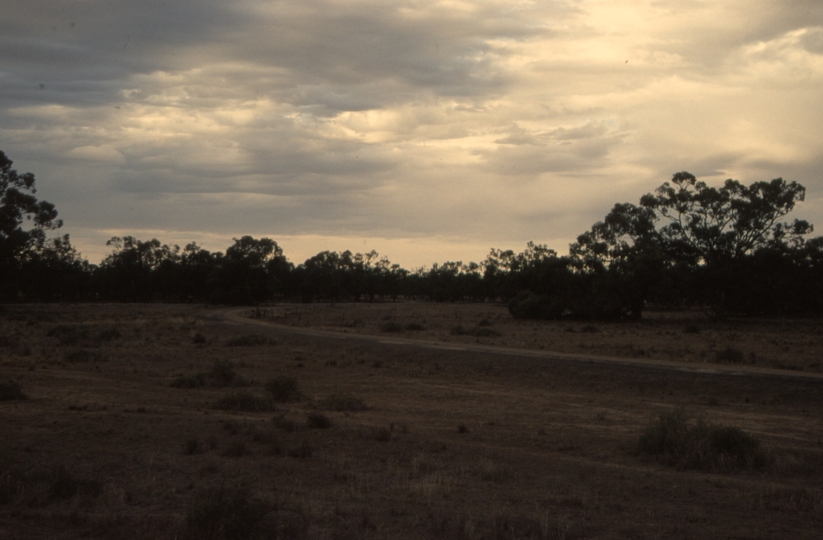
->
[[2, 303, 823, 539], [256, 303, 823, 373]]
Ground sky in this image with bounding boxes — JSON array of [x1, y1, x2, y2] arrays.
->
[[2, 0, 823, 268]]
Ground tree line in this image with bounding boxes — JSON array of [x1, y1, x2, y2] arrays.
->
[[2, 150, 822, 318]]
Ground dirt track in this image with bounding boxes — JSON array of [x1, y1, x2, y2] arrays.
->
[[222, 307, 823, 382]]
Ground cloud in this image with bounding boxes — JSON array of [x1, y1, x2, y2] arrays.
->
[[2, 0, 823, 266], [480, 121, 625, 176]]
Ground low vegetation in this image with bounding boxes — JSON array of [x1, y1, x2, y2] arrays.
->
[[2, 303, 822, 539], [306, 412, 332, 429], [638, 409, 768, 472], [171, 359, 247, 388], [451, 325, 503, 337], [264, 375, 301, 403], [213, 391, 273, 412], [224, 334, 269, 347], [185, 485, 270, 540], [319, 392, 367, 412], [380, 321, 404, 333], [0, 380, 26, 401]]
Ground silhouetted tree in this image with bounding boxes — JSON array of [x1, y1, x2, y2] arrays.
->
[[570, 203, 666, 319], [640, 172, 812, 316], [19, 234, 93, 301], [416, 261, 483, 302], [179, 242, 222, 302], [214, 236, 288, 304], [97, 236, 179, 302], [0, 151, 63, 300], [490, 243, 576, 319]]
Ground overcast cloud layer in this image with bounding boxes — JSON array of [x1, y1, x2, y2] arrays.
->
[[2, 0, 822, 267]]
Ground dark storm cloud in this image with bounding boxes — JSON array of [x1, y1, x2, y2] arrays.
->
[[1, 0, 557, 112], [1, 1, 242, 96]]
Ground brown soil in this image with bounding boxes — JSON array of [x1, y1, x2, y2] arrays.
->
[[257, 302, 823, 373], [2, 303, 822, 539]]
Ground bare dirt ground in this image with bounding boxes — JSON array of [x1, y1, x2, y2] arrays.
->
[[2, 303, 822, 539], [258, 302, 823, 373]]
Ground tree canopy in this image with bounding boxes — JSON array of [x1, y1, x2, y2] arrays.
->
[[1, 150, 820, 318]]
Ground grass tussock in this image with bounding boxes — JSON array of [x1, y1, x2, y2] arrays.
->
[[381, 321, 404, 333], [638, 409, 767, 472], [0, 334, 20, 348], [752, 487, 823, 513], [185, 485, 269, 540], [287, 441, 313, 459], [272, 415, 299, 433], [64, 349, 107, 363], [98, 327, 122, 342], [339, 318, 364, 328], [427, 508, 570, 540], [264, 375, 302, 403], [213, 391, 273, 412], [0, 463, 102, 508], [306, 413, 332, 429], [171, 359, 247, 389], [451, 326, 503, 338], [714, 346, 752, 365], [46, 325, 90, 346], [320, 392, 367, 412], [0, 380, 27, 401], [224, 334, 269, 347]]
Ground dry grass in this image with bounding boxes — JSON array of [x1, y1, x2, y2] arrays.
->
[[1, 303, 822, 539], [263, 303, 823, 373]]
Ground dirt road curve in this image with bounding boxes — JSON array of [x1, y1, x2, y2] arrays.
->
[[214, 308, 823, 382]]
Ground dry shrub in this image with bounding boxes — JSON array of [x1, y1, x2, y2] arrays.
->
[[1, 463, 102, 508], [213, 392, 273, 412], [287, 441, 313, 459], [47, 325, 89, 346], [208, 359, 245, 387], [172, 360, 246, 389], [272, 415, 299, 433], [638, 409, 767, 472], [306, 413, 332, 429], [222, 441, 250, 458], [373, 427, 391, 442], [98, 327, 121, 342], [381, 321, 404, 333], [752, 487, 823, 513], [183, 439, 203, 455], [184, 485, 268, 540], [65, 349, 107, 363], [452, 325, 501, 337], [714, 347, 748, 364], [224, 334, 268, 347], [265, 375, 301, 403], [0, 380, 26, 401], [320, 393, 367, 412]]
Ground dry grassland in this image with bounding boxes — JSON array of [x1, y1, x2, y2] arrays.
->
[[2, 303, 822, 539]]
